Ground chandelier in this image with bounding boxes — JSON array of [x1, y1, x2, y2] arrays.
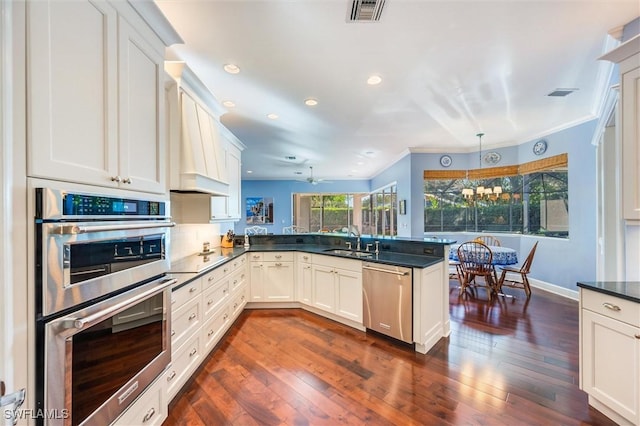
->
[[462, 133, 503, 201]]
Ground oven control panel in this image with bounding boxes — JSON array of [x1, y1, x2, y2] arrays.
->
[[63, 193, 165, 216]]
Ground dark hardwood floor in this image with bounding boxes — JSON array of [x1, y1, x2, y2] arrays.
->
[[163, 282, 616, 425]]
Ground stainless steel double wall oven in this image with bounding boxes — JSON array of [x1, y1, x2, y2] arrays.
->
[[34, 188, 175, 426]]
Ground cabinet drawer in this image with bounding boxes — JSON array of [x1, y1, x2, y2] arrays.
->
[[165, 335, 202, 401], [582, 289, 640, 327], [202, 305, 231, 353], [312, 254, 361, 271], [172, 278, 202, 309], [229, 255, 246, 272], [171, 297, 201, 350], [230, 269, 247, 294], [249, 252, 263, 262], [113, 375, 167, 426], [201, 266, 225, 290], [203, 279, 230, 317], [231, 284, 247, 317], [263, 252, 294, 262]]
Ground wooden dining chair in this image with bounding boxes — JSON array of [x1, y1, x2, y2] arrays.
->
[[474, 235, 501, 247], [457, 241, 498, 297], [497, 242, 538, 298]]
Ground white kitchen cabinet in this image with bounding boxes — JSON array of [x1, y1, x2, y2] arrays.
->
[[113, 374, 167, 426], [165, 333, 202, 401], [311, 255, 362, 322], [412, 261, 446, 354], [601, 37, 640, 221], [211, 134, 244, 221], [250, 252, 295, 302], [296, 253, 313, 306], [580, 288, 640, 425], [27, 0, 170, 194]]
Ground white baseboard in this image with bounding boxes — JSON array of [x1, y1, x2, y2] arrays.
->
[[529, 278, 579, 300]]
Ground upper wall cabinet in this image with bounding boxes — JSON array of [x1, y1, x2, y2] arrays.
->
[[211, 127, 244, 221], [26, 0, 182, 194], [165, 61, 232, 196], [601, 35, 640, 221]]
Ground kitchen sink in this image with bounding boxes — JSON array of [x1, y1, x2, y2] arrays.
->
[[324, 249, 373, 258]]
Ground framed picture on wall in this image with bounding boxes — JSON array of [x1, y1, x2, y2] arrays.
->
[[246, 197, 274, 224]]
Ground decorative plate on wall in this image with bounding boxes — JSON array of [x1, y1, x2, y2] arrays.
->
[[439, 155, 452, 167], [483, 152, 501, 165], [533, 139, 548, 155]]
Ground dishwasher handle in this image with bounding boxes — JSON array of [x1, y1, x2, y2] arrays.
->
[[362, 265, 409, 276]]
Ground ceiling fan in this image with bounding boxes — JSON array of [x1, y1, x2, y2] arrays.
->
[[302, 166, 327, 185]]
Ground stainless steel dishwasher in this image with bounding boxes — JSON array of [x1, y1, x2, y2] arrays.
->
[[362, 262, 413, 343]]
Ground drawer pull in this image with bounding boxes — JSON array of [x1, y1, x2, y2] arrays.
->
[[275, 255, 282, 259], [223, 314, 229, 320], [208, 329, 214, 337], [189, 348, 197, 357], [233, 279, 238, 284], [207, 299, 213, 306], [188, 313, 197, 321], [223, 288, 228, 293], [189, 287, 197, 293], [602, 302, 621, 312], [208, 276, 215, 282], [636, 334, 640, 340], [224, 268, 229, 273], [171, 329, 175, 336], [167, 370, 176, 381], [233, 303, 238, 309], [142, 407, 155, 423], [275, 262, 282, 267]]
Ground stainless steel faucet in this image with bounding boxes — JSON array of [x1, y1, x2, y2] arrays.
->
[[356, 237, 361, 251], [375, 240, 380, 254]]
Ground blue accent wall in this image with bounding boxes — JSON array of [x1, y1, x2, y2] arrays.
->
[[236, 179, 370, 234], [238, 119, 599, 291]]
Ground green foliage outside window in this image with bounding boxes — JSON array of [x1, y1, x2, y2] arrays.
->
[[424, 171, 568, 238]]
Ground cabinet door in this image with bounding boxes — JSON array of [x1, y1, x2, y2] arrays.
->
[[335, 268, 362, 322], [196, 104, 223, 181], [226, 145, 242, 219], [621, 57, 640, 220], [582, 309, 640, 424], [264, 262, 295, 301], [298, 263, 313, 306], [28, 0, 119, 186], [118, 16, 166, 194], [312, 265, 336, 313], [249, 262, 264, 301]]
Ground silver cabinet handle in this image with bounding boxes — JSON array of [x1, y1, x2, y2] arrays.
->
[[208, 329, 215, 337], [171, 329, 175, 336], [167, 371, 176, 381], [142, 407, 155, 423], [362, 265, 408, 276], [275, 262, 282, 267], [602, 302, 621, 311], [188, 313, 197, 321], [636, 334, 640, 339], [122, 177, 132, 185], [189, 348, 197, 357], [111, 176, 122, 183], [189, 287, 197, 293]]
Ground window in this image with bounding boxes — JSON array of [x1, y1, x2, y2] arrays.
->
[[292, 184, 397, 236], [424, 154, 568, 238]]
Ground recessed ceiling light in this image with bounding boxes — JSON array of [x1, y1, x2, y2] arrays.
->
[[222, 100, 236, 108], [356, 161, 364, 166], [367, 75, 382, 85], [246, 170, 253, 174], [267, 113, 279, 120], [304, 98, 318, 106], [223, 64, 240, 74]]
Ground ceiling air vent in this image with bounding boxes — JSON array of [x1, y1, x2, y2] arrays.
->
[[348, 0, 386, 22], [547, 88, 578, 97]]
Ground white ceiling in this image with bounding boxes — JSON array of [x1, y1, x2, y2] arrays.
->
[[156, 0, 638, 181]]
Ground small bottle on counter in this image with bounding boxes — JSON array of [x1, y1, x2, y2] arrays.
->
[[244, 234, 250, 248]]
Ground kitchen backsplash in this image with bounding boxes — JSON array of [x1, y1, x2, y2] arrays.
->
[[169, 223, 224, 261]]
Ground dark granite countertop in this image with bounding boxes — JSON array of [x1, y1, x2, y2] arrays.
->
[[577, 281, 640, 303], [245, 244, 443, 269]]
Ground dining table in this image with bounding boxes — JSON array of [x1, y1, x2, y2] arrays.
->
[[449, 243, 519, 266]]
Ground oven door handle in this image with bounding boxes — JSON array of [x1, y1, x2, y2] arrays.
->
[[61, 277, 176, 331], [54, 221, 176, 235]]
